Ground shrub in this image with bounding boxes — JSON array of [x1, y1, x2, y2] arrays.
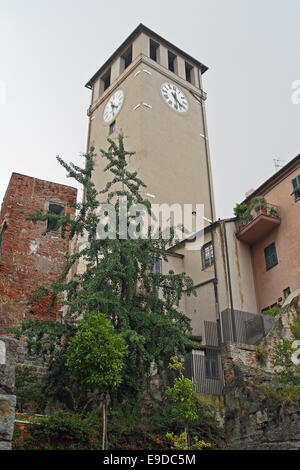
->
[[263, 306, 280, 317], [13, 411, 100, 450]]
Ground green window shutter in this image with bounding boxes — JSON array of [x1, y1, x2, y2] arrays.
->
[[292, 175, 300, 201], [264, 243, 278, 271]]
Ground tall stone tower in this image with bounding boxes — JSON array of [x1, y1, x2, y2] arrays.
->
[[85, 24, 215, 224]]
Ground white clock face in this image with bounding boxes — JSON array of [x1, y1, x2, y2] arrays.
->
[[103, 89, 124, 123], [161, 82, 188, 113]]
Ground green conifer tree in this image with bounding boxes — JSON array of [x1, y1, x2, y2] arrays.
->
[[17, 133, 197, 403]]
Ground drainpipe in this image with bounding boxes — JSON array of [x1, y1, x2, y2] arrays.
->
[[196, 70, 220, 340], [223, 221, 237, 343]]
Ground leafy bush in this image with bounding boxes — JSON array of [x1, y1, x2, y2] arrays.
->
[[233, 203, 248, 219], [263, 306, 280, 317], [166, 432, 211, 450], [259, 383, 300, 404], [13, 398, 225, 451], [13, 411, 100, 450], [15, 366, 46, 413]]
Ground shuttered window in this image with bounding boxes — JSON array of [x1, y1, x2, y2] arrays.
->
[[292, 175, 300, 201], [264, 242, 278, 271], [205, 348, 219, 380]]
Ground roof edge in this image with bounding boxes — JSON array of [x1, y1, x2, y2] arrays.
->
[[10, 172, 78, 192], [85, 23, 208, 89], [242, 153, 300, 204]]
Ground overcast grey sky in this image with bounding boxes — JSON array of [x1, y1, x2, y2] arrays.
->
[[0, 0, 299, 218]]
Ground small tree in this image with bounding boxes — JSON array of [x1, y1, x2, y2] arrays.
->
[[166, 356, 210, 450], [65, 312, 128, 450]]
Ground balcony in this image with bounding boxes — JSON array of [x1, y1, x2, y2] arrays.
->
[[236, 203, 281, 245]]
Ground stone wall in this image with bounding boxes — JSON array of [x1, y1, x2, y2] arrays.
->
[[221, 294, 300, 450], [0, 336, 17, 450], [0, 172, 77, 331]]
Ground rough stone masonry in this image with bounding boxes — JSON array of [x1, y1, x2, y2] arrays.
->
[[0, 335, 17, 450], [221, 294, 300, 450]]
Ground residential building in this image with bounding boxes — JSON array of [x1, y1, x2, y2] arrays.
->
[[236, 154, 300, 312]]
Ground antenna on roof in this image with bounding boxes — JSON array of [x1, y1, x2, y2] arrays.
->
[[273, 159, 286, 171]]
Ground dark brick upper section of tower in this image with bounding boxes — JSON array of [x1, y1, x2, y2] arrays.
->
[[0, 173, 77, 331]]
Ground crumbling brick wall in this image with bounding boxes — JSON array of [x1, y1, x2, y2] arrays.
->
[[221, 295, 300, 450], [0, 173, 77, 331]]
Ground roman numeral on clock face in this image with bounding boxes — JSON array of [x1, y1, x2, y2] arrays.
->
[[103, 89, 124, 123], [161, 82, 189, 113]]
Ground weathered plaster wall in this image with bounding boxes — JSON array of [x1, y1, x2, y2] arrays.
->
[[250, 163, 300, 312], [221, 295, 300, 449], [0, 336, 17, 450]]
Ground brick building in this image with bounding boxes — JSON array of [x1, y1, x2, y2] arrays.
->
[[0, 173, 77, 330]]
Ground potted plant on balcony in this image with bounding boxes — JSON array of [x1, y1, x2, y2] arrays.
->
[[269, 206, 279, 218], [233, 203, 248, 230], [233, 203, 253, 230], [233, 203, 248, 219], [251, 196, 267, 215]]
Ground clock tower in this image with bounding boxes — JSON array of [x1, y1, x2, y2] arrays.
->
[[85, 24, 215, 225]]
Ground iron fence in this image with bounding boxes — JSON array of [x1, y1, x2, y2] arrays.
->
[[184, 349, 223, 396], [221, 309, 275, 345], [184, 310, 275, 396]]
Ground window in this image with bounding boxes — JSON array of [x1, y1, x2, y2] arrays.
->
[[205, 348, 219, 380], [264, 242, 278, 271], [202, 242, 214, 269], [109, 121, 116, 135], [151, 258, 162, 274], [185, 62, 194, 84], [284, 287, 291, 299], [149, 39, 159, 62], [292, 175, 300, 202], [0, 222, 7, 255], [168, 51, 177, 73], [120, 45, 132, 72], [99, 68, 111, 95], [47, 204, 64, 232]]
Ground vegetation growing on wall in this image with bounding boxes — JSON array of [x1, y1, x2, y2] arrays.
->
[[13, 400, 225, 450], [259, 313, 300, 403]]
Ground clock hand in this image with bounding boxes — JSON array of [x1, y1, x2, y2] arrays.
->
[[172, 91, 180, 104], [111, 102, 118, 115], [172, 92, 181, 109], [173, 92, 185, 109]]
